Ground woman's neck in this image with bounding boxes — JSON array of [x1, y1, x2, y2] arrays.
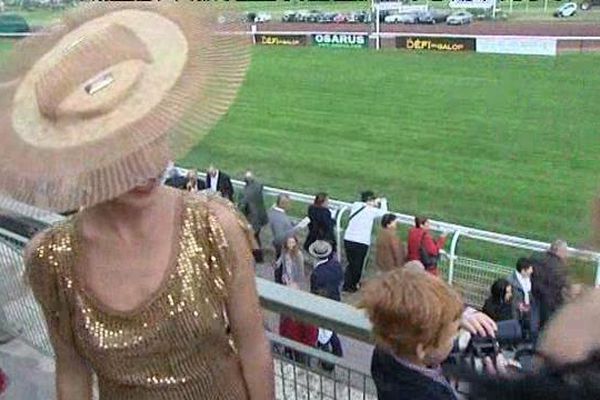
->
[[84, 186, 169, 238]]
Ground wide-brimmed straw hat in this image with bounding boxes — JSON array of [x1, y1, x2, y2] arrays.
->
[[0, 1, 251, 213], [308, 240, 333, 260]]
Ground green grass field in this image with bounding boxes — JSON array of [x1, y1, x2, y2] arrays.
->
[[180, 46, 600, 254], [1, 36, 598, 280]]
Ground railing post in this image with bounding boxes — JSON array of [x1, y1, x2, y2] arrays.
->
[[335, 206, 350, 263], [448, 231, 461, 285]]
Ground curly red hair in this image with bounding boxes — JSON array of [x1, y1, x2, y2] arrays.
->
[[357, 269, 463, 357]]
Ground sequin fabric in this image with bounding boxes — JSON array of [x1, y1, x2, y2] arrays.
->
[[26, 192, 256, 399]]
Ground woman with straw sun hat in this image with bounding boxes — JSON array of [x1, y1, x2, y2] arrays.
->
[[0, 2, 274, 399]]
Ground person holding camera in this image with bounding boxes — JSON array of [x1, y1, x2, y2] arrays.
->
[[407, 216, 447, 276], [460, 288, 600, 400], [342, 191, 388, 293]]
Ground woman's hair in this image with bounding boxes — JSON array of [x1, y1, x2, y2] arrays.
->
[[314, 192, 328, 206], [403, 260, 425, 272], [490, 279, 511, 303], [357, 268, 463, 357], [381, 213, 397, 228], [284, 235, 300, 256], [415, 216, 428, 228]]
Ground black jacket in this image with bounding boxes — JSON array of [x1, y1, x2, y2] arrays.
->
[[371, 346, 457, 400], [304, 205, 336, 251], [310, 258, 343, 302], [206, 171, 234, 201], [531, 252, 568, 328], [482, 298, 514, 322]]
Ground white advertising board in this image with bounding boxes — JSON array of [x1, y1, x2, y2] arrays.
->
[[476, 37, 557, 56]]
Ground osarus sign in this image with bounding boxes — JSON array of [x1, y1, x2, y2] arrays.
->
[[312, 34, 369, 49], [396, 36, 476, 52]]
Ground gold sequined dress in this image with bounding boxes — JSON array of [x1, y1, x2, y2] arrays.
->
[[25, 192, 254, 399]]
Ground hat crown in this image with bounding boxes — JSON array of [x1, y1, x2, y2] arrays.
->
[[310, 240, 333, 258], [35, 23, 152, 122]]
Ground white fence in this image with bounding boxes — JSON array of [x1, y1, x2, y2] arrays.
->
[[183, 170, 600, 292]]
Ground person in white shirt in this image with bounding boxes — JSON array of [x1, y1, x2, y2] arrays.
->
[[507, 257, 540, 340], [342, 191, 388, 293]]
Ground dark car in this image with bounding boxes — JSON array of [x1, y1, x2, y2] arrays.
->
[[0, 14, 30, 34], [307, 10, 323, 22], [317, 12, 336, 23], [417, 9, 451, 24], [282, 11, 298, 22]]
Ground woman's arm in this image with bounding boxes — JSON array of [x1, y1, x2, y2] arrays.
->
[[53, 333, 94, 400], [24, 234, 94, 400], [212, 204, 275, 400], [423, 231, 446, 255]]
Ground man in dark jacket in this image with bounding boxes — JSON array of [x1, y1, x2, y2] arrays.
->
[[531, 239, 570, 329], [308, 240, 344, 367], [238, 171, 268, 261], [309, 241, 344, 302], [205, 164, 234, 201]]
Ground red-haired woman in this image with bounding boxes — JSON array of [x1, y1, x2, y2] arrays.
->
[[407, 217, 447, 276]]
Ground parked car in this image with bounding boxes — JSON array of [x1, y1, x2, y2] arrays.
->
[[333, 13, 347, 23], [254, 12, 272, 23], [0, 14, 30, 33], [554, 2, 577, 16], [384, 12, 419, 24], [347, 11, 371, 23], [304, 10, 323, 22], [282, 11, 298, 22], [317, 12, 336, 23], [417, 9, 451, 24], [446, 11, 473, 25], [580, 0, 600, 10]]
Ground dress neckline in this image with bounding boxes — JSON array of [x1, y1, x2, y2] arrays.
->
[[69, 190, 186, 319]]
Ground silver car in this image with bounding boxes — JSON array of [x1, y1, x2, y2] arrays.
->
[[384, 12, 419, 24], [446, 11, 473, 25]]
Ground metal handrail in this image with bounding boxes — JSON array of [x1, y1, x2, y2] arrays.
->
[[187, 169, 600, 286], [257, 278, 373, 343]]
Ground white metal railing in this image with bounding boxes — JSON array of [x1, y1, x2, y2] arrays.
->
[[185, 170, 600, 288]]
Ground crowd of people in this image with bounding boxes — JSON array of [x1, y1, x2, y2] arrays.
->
[[162, 163, 597, 399]]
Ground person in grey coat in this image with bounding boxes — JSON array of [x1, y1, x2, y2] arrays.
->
[[238, 171, 268, 260], [268, 194, 308, 282]]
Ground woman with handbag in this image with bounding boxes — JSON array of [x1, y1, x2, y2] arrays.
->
[[407, 217, 447, 276]]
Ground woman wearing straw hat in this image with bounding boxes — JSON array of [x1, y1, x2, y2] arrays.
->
[[0, 2, 273, 399]]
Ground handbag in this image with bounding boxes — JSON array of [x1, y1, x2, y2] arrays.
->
[[418, 231, 439, 269]]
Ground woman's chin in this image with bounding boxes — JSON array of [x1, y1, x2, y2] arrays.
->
[[126, 179, 161, 199]]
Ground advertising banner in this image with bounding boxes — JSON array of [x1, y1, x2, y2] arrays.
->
[[396, 36, 476, 52], [255, 34, 307, 46], [312, 34, 369, 49], [476, 37, 557, 56]]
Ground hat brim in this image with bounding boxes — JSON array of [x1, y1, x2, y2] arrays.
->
[[0, 2, 251, 212]]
